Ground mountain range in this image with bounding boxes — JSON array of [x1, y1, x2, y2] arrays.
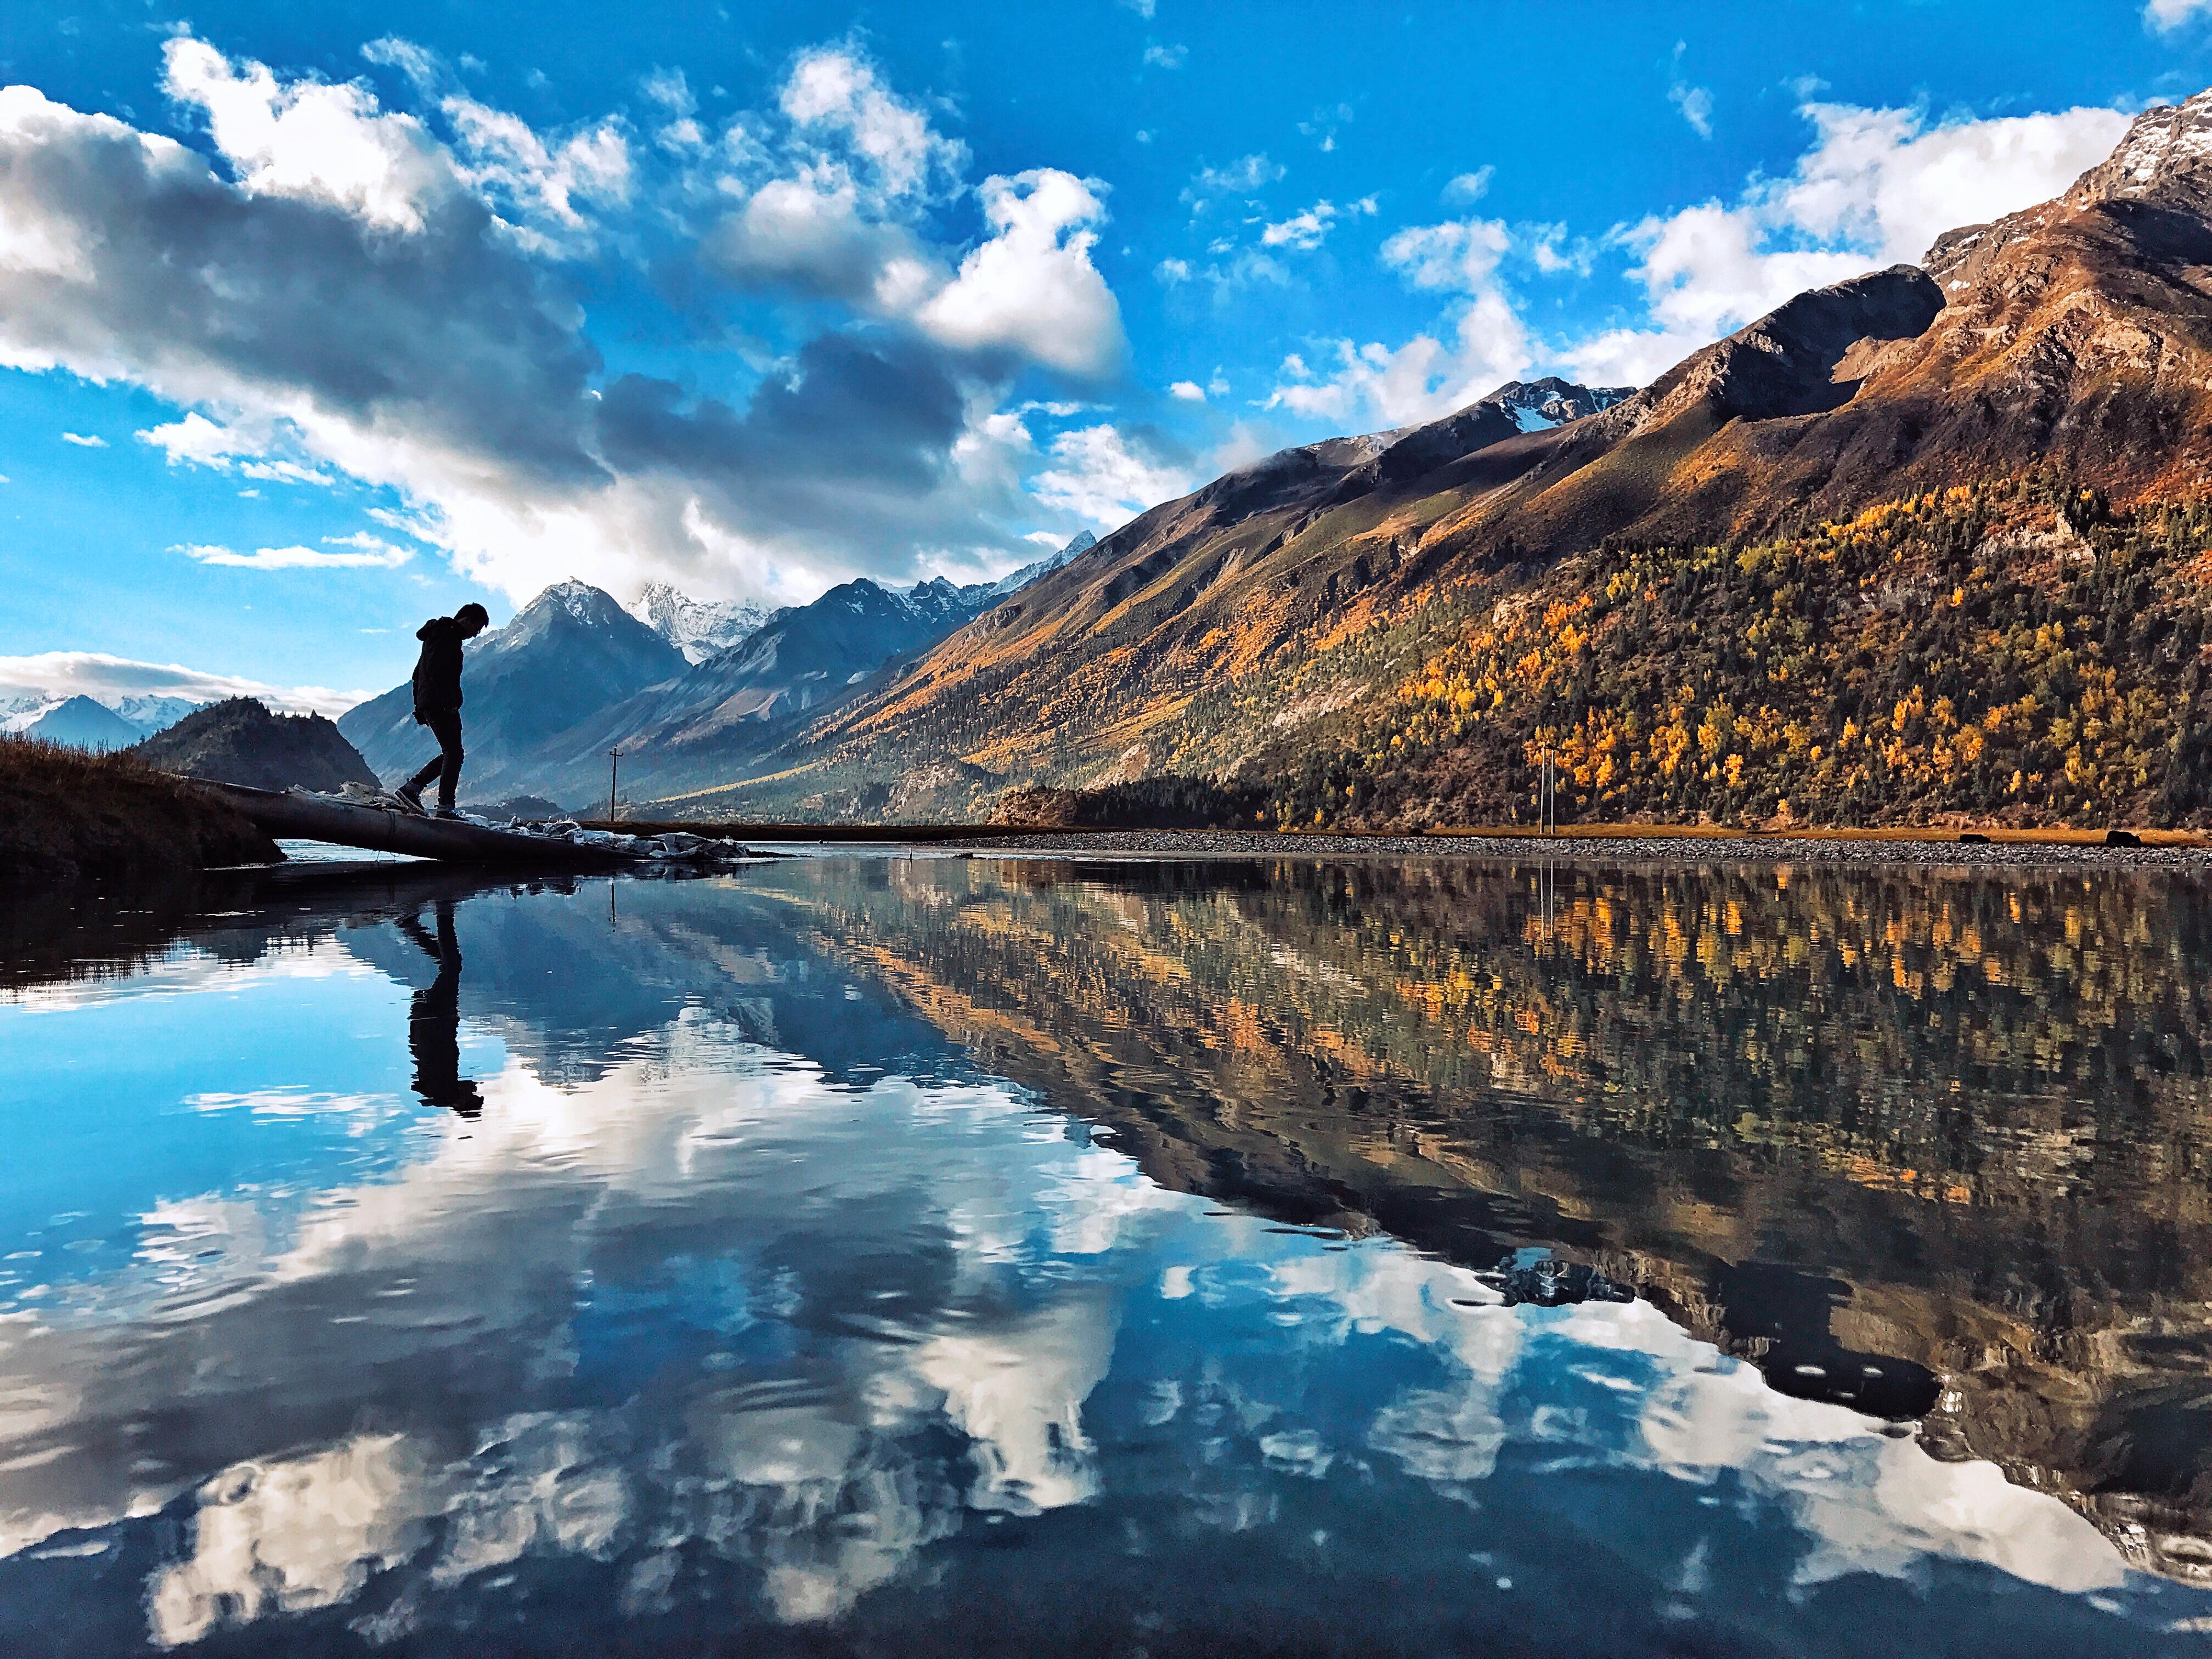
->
[[2, 692, 205, 749], [337, 532, 1099, 810]]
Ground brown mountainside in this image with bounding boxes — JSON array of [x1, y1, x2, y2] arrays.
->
[[673, 93, 2212, 828]]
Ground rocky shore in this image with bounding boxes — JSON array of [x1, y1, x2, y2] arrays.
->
[[918, 827, 2212, 870]]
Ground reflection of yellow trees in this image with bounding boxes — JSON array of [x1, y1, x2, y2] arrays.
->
[[764, 857, 2212, 1574], [792, 859, 2212, 1217]]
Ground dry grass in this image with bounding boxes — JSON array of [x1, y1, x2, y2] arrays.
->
[[0, 734, 281, 889]]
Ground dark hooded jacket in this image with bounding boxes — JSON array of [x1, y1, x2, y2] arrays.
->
[[411, 616, 469, 724]]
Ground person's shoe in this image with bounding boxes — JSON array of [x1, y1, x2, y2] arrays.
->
[[393, 785, 426, 815], [433, 806, 465, 821]]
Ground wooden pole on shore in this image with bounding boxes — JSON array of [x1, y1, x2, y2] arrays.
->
[[608, 747, 620, 822]]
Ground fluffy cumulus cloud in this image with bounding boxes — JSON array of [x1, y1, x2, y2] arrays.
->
[[915, 171, 1124, 374], [0, 37, 1128, 609], [1558, 96, 2130, 386], [1029, 425, 1196, 527]]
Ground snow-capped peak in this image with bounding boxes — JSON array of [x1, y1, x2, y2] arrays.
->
[[631, 582, 775, 663], [1478, 377, 1635, 431], [2068, 87, 2212, 208]]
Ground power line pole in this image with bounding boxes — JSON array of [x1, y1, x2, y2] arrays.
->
[[608, 747, 620, 823]]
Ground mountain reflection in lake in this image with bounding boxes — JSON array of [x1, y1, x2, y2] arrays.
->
[[6, 856, 2212, 1657]]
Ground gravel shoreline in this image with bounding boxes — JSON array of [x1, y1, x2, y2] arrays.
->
[[897, 829, 2212, 871]]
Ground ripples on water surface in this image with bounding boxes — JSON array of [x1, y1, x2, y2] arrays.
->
[[5, 855, 2212, 1656]]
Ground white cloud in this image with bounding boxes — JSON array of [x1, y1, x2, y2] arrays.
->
[[0, 40, 1122, 610], [1441, 167, 1493, 205], [703, 52, 1122, 377], [1671, 81, 1714, 139], [1265, 213, 1530, 427], [360, 36, 443, 95], [162, 36, 453, 233], [1120, 0, 1157, 15], [1029, 425, 1194, 527], [1142, 44, 1188, 70], [1169, 380, 1206, 402], [1181, 152, 1284, 210], [639, 67, 696, 116], [1155, 256, 1192, 284], [1558, 96, 2130, 385], [138, 415, 335, 486], [1297, 103, 1356, 154], [2147, 0, 2212, 27], [916, 170, 1125, 375], [176, 539, 413, 570], [1258, 197, 1373, 251], [0, 651, 365, 715], [440, 98, 630, 237], [779, 45, 966, 202], [1382, 215, 1512, 293], [1668, 43, 1713, 139], [59, 430, 105, 447]]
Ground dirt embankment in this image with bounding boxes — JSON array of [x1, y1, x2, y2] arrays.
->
[[0, 736, 281, 889]]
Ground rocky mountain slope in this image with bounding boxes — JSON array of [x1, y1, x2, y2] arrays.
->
[[135, 698, 379, 793], [677, 92, 2212, 828]]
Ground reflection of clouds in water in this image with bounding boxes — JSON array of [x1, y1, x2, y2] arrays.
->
[[1629, 1318, 2126, 1595], [3, 939, 375, 1014], [918, 1298, 1118, 1514], [149, 1433, 443, 1647], [0, 962, 2158, 1646], [1239, 1242, 2130, 1596], [0, 1029, 1152, 1640]]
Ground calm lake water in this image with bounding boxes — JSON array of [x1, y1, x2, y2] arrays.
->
[[7, 855, 2212, 1657]]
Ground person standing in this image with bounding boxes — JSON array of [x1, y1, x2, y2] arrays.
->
[[396, 602, 489, 817]]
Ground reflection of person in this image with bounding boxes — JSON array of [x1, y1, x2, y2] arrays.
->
[[397, 903, 482, 1119], [396, 603, 490, 818]]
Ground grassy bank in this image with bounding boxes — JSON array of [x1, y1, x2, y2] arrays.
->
[[0, 735, 282, 889]]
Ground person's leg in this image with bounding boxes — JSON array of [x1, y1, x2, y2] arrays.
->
[[402, 749, 443, 800], [431, 713, 465, 810]]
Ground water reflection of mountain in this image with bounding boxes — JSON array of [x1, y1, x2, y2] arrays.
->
[[337, 872, 972, 1089], [12, 855, 2212, 1598], [752, 856, 2212, 1579]]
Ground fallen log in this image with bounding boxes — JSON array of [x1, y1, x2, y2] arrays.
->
[[190, 780, 642, 867]]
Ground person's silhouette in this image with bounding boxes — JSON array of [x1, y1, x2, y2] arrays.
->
[[397, 902, 483, 1120]]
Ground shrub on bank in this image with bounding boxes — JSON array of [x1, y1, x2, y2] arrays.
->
[[0, 734, 282, 888]]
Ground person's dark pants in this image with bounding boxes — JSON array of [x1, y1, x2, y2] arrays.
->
[[404, 711, 464, 810]]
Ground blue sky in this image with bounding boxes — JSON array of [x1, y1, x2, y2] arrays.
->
[[0, 0, 2203, 704]]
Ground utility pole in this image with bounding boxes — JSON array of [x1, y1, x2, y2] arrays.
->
[[607, 747, 620, 823], [1540, 747, 1556, 838]]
